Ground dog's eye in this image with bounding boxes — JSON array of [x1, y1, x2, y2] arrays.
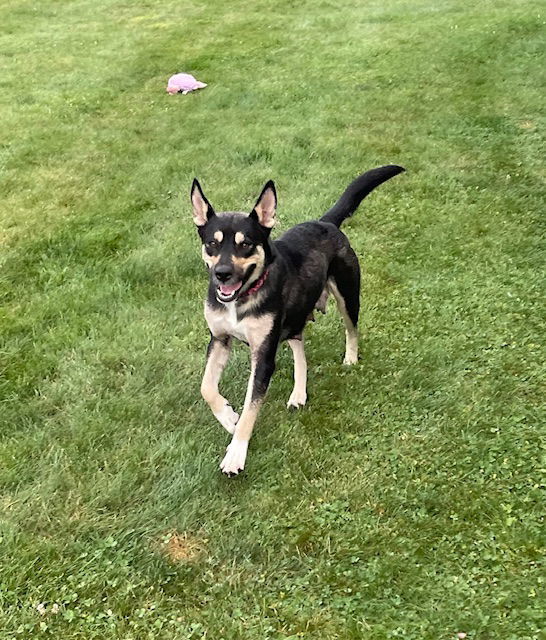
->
[[241, 241, 253, 250], [205, 240, 218, 249]]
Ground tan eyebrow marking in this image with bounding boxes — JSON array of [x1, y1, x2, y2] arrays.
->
[[235, 232, 245, 245], [214, 231, 224, 243]]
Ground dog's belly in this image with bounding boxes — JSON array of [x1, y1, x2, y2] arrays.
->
[[205, 302, 248, 342]]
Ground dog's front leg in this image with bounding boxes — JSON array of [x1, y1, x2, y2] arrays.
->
[[220, 331, 279, 475], [201, 335, 239, 434]]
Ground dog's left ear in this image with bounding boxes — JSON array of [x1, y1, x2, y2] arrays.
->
[[250, 180, 276, 229], [191, 178, 215, 226]]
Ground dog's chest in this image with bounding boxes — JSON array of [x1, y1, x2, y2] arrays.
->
[[205, 302, 249, 342]]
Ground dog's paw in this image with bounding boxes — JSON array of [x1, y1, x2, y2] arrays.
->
[[287, 388, 307, 410], [343, 354, 358, 365], [213, 404, 239, 434], [220, 439, 248, 476]]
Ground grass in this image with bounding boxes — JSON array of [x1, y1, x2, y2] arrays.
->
[[0, 0, 544, 638]]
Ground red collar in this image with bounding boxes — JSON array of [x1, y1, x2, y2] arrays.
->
[[240, 269, 269, 298]]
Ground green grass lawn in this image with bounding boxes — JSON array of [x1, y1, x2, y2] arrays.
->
[[1, 0, 544, 638]]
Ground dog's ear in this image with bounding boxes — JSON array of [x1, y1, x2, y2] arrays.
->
[[191, 179, 215, 226], [250, 180, 276, 229]]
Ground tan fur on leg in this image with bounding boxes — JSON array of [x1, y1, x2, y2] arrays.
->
[[220, 319, 275, 474], [201, 338, 239, 433], [287, 338, 307, 408], [328, 279, 358, 364], [220, 363, 262, 474]]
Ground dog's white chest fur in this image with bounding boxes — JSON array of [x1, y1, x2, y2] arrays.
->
[[204, 301, 274, 348], [205, 301, 248, 342]]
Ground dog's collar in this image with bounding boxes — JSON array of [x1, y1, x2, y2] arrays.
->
[[240, 269, 269, 298]]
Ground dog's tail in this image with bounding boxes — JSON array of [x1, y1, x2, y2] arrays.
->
[[320, 165, 405, 228]]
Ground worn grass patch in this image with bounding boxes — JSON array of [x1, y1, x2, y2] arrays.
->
[[0, 0, 544, 638], [156, 531, 207, 564]]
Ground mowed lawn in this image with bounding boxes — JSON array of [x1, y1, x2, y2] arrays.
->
[[1, 0, 544, 638]]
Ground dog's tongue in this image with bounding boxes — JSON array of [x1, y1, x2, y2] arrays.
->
[[219, 281, 242, 295]]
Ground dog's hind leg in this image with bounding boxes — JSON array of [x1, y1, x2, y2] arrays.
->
[[287, 337, 307, 409], [328, 250, 360, 365], [201, 335, 239, 434]]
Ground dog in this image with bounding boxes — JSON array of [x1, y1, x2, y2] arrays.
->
[[190, 165, 405, 475]]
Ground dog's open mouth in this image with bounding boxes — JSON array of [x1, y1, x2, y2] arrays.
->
[[216, 281, 243, 302]]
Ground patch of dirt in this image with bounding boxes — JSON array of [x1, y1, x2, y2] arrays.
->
[[157, 531, 206, 563]]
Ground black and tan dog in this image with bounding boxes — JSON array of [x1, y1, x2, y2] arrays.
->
[[191, 165, 404, 475]]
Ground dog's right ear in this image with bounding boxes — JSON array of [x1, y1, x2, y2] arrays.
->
[[191, 179, 215, 226]]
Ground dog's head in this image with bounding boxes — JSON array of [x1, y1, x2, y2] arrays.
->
[[190, 179, 277, 303]]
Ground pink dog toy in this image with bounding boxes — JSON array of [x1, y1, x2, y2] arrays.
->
[[167, 73, 207, 95]]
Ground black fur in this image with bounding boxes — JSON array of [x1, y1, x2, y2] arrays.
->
[[193, 165, 405, 474], [320, 165, 405, 228]]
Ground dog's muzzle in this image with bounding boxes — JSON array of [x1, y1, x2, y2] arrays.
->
[[213, 264, 244, 302]]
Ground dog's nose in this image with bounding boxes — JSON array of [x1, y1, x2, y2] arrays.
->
[[214, 265, 233, 283]]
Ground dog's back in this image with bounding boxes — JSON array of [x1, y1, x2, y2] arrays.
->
[[272, 164, 405, 341]]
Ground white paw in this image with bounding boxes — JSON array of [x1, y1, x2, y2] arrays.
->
[[287, 388, 307, 409], [213, 404, 239, 434], [220, 439, 248, 475], [343, 354, 358, 365]]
